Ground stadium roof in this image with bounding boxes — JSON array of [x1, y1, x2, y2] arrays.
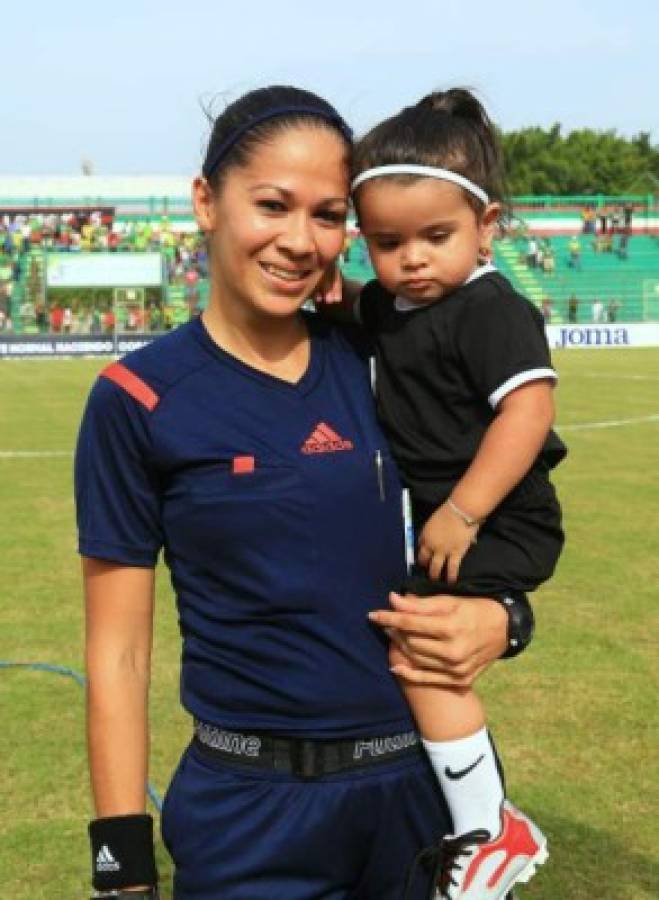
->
[[0, 175, 191, 201]]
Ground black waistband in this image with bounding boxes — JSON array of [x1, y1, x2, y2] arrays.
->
[[193, 720, 421, 778]]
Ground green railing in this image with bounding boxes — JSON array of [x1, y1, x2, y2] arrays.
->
[[512, 193, 656, 210], [0, 196, 192, 213], [2, 193, 656, 216]]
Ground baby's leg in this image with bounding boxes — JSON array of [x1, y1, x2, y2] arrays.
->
[[391, 643, 503, 839]]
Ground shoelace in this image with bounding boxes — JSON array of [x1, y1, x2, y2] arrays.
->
[[402, 829, 490, 900]]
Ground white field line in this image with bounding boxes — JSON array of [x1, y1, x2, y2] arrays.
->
[[0, 450, 73, 459], [578, 373, 659, 381], [558, 414, 659, 432], [2, 412, 659, 456]]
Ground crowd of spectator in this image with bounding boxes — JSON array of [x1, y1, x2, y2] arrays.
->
[[539, 293, 624, 325], [524, 237, 556, 273], [520, 228, 632, 278], [0, 297, 182, 335], [1, 210, 207, 262], [0, 211, 209, 333], [0, 210, 646, 335], [509, 229, 634, 325], [581, 203, 634, 237]]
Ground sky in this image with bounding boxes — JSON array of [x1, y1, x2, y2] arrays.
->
[[2, 0, 657, 176]]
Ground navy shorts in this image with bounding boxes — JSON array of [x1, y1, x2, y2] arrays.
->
[[161, 739, 449, 899]]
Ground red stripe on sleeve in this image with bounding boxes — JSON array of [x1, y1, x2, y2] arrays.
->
[[101, 362, 160, 411]]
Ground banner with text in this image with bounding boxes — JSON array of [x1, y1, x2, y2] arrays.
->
[[0, 334, 154, 358], [3, 324, 659, 357], [546, 323, 659, 349]]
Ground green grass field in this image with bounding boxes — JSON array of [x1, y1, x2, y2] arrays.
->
[[1, 349, 658, 899]]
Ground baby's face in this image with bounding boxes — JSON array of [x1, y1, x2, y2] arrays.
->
[[356, 178, 496, 304]]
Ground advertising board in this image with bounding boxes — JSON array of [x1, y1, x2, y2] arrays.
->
[[46, 253, 162, 288], [546, 323, 659, 349]]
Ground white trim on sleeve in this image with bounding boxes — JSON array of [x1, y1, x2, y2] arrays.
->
[[463, 262, 497, 285], [488, 368, 557, 409]]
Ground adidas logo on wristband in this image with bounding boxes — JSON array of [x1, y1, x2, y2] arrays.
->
[[96, 844, 121, 873], [89, 813, 157, 891]]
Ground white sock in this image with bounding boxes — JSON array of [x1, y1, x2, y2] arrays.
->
[[422, 727, 504, 838]]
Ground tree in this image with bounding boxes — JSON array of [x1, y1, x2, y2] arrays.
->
[[500, 125, 658, 195]]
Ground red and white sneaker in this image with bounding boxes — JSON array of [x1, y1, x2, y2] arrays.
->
[[431, 801, 548, 899]]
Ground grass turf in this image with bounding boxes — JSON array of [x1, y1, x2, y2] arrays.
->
[[0, 349, 658, 898]]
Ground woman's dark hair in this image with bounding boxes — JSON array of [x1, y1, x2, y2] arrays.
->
[[202, 85, 353, 190], [353, 88, 506, 214]]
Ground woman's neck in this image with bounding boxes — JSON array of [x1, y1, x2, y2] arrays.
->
[[201, 300, 310, 383]]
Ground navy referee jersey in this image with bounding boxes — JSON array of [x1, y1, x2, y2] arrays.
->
[[75, 314, 414, 739]]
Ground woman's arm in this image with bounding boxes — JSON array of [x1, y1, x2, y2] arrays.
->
[[84, 557, 156, 891]]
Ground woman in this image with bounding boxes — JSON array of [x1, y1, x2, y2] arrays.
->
[[76, 85, 510, 900]]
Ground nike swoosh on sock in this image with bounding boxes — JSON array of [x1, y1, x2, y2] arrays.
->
[[444, 753, 485, 780]]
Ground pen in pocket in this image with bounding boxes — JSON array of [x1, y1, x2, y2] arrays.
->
[[401, 488, 415, 574], [374, 450, 385, 501]]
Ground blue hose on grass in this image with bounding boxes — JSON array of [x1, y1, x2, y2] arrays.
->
[[0, 660, 163, 811]]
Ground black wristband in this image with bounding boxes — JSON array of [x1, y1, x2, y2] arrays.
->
[[491, 591, 535, 659], [89, 814, 158, 891]]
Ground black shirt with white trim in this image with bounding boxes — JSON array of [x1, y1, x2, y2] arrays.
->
[[358, 268, 566, 506]]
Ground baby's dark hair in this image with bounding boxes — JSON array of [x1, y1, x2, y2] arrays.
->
[[353, 88, 505, 214], [202, 85, 353, 191]]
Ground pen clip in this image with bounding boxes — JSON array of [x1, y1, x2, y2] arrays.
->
[[375, 450, 385, 501]]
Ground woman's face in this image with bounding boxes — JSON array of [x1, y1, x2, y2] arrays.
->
[[194, 125, 349, 322]]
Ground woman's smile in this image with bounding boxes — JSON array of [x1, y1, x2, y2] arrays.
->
[[259, 260, 315, 292]]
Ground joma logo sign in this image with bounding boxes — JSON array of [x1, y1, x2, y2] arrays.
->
[[555, 327, 630, 348]]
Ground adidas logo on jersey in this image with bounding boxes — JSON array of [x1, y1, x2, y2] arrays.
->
[[96, 844, 121, 873], [301, 422, 354, 454]]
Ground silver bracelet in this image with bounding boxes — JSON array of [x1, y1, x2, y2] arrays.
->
[[447, 497, 484, 528]]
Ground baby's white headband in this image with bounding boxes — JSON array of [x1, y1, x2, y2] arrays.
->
[[351, 164, 489, 206]]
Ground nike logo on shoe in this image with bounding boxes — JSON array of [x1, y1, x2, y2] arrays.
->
[[444, 754, 485, 780]]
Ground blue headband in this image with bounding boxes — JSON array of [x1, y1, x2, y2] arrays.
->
[[203, 105, 353, 179]]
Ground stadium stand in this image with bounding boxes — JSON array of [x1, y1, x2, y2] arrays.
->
[[493, 234, 659, 323], [507, 194, 659, 237], [0, 213, 209, 333], [1, 182, 658, 334]]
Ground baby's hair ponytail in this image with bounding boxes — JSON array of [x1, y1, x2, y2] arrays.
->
[[417, 88, 487, 120], [353, 86, 506, 215]]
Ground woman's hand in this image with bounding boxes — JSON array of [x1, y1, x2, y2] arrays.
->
[[369, 591, 508, 688], [417, 501, 479, 582]]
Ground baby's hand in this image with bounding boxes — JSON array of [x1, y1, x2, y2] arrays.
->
[[417, 501, 479, 583], [313, 264, 343, 304]]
